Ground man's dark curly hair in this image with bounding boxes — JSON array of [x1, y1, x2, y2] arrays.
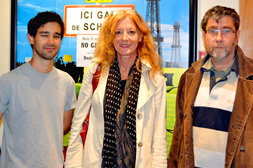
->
[[201, 5, 240, 32], [28, 11, 64, 45]]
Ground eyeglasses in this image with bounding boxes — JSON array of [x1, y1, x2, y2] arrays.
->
[[205, 29, 236, 38]]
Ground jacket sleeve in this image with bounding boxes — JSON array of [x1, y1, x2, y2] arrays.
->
[[168, 72, 186, 168], [65, 63, 98, 168], [152, 75, 168, 167]]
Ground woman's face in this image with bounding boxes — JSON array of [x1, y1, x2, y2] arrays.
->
[[113, 17, 142, 58]]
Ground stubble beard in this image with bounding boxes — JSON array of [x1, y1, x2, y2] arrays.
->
[[40, 53, 57, 60], [35, 45, 58, 61], [206, 42, 236, 63]]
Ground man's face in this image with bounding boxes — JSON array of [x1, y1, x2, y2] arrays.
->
[[28, 22, 62, 60], [202, 16, 240, 63]]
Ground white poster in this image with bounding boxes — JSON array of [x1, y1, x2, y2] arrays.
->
[[76, 35, 99, 67], [65, 5, 135, 66], [64, 5, 135, 36]]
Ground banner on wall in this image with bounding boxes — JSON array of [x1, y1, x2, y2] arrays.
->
[[76, 35, 98, 67], [64, 5, 135, 36], [14, 0, 190, 157], [65, 5, 135, 66]]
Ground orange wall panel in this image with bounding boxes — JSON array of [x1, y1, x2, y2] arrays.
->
[[239, 0, 253, 59]]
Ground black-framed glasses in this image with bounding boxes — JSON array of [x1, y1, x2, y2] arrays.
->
[[205, 29, 236, 38]]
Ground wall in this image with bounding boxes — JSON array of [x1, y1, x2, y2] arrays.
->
[[239, 0, 253, 59], [0, 1, 11, 76], [197, 0, 239, 60], [0, 0, 11, 150]]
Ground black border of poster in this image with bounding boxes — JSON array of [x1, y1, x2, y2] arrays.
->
[[11, 0, 198, 69], [189, 0, 198, 67], [11, 0, 17, 70]]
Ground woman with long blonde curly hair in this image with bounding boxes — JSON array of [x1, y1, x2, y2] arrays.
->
[[94, 10, 162, 78], [65, 10, 167, 168]]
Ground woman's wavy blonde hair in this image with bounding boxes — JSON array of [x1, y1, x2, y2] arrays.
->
[[93, 10, 162, 79]]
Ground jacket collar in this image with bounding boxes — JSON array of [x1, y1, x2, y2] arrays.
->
[[191, 45, 253, 79], [140, 58, 152, 72], [137, 58, 157, 111], [236, 45, 253, 79], [95, 58, 157, 112]]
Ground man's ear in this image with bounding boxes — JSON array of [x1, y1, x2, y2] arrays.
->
[[27, 33, 34, 45], [236, 30, 240, 44], [202, 30, 205, 40]]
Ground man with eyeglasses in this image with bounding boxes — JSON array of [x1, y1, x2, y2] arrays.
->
[[169, 5, 253, 168]]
